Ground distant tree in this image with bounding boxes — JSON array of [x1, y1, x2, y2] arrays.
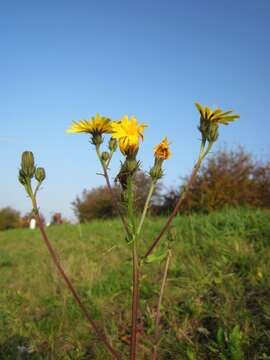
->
[[72, 186, 119, 222], [51, 212, 64, 225], [0, 207, 20, 230], [156, 147, 270, 214], [72, 171, 163, 222]]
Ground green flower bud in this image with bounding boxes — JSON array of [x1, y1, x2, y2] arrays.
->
[[18, 169, 27, 185], [207, 123, 219, 143], [101, 151, 110, 162], [91, 134, 103, 146], [35, 167, 46, 183], [108, 137, 117, 152], [125, 158, 140, 174], [21, 151, 36, 178], [150, 158, 163, 181], [198, 118, 209, 143], [116, 159, 140, 190]]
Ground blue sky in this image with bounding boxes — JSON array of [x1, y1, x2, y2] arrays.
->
[[1, 0, 270, 221]]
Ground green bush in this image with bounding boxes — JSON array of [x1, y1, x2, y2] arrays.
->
[[0, 207, 20, 231], [72, 171, 161, 222]]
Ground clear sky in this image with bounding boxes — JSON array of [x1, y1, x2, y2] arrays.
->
[[1, 0, 270, 221]]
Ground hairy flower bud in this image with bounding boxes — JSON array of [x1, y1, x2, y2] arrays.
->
[[91, 134, 103, 146], [150, 158, 164, 181], [18, 169, 27, 185], [108, 137, 117, 152], [207, 123, 219, 143], [21, 151, 36, 178], [35, 167, 46, 183], [116, 158, 140, 190]]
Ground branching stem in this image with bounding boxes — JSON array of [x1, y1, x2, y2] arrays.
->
[[144, 142, 212, 259]]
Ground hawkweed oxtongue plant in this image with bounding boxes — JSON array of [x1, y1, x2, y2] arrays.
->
[[19, 103, 239, 359]]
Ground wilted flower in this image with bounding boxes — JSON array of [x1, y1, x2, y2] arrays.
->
[[150, 138, 171, 181], [111, 116, 147, 156], [154, 137, 171, 160]]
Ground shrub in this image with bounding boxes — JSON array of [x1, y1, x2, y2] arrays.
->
[[0, 207, 20, 231], [73, 171, 163, 222], [153, 148, 270, 214], [182, 147, 270, 213], [72, 186, 119, 222]]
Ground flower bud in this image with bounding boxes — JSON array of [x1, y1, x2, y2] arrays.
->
[[21, 151, 36, 178], [125, 158, 140, 174], [18, 169, 27, 185], [35, 167, 46, 182], [91, 134, 103, 146], [198, 118, 209, 142], [116, 159, 140, 190], [101, 151, 110, 162], [108, 137, 117, 152], [150, 158, 163, 181], [207, 123, 219, 143]]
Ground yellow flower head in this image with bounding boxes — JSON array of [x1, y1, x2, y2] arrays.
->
[[195, 102, 240, 125], [154, 137, 171, 160], [111, 115, 147, 156], [66, 113, 111, 135]]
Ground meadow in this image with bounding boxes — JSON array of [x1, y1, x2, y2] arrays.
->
[[0, 207, 270, 359]]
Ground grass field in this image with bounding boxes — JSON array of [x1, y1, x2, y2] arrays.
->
[[0, 208, 270, 359]]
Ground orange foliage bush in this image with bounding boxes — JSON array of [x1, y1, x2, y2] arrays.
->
[[181, 147, 270, 213]]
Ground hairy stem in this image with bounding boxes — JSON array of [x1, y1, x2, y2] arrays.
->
[[96, 145, 131, 238], [152, 250, 172, 360], [127, 176, 140, 360], [131, 239, 140, 360], [31, 198, 121, 360]]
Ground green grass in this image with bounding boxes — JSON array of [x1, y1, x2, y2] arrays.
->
[[0, 207, 270, 359]]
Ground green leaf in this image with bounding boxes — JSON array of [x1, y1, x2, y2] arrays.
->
[[145, 250, 168, 264]]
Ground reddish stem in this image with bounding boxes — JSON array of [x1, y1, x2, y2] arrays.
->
[[130, 241, 140, 360], [32, 201, 121, 360], [144, 158, 202, 259]]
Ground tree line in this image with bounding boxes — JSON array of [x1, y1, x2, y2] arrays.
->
[[73, 147, 270, 222], [1, 147, 269, 230]]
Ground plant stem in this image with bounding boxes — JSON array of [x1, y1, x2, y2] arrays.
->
[[131, 239, 140, 360], [96, 145, 131, 238], [152, 250, 172, 360], [31, 198, 121, 360], [126, 176, 140, 360], [144, 143, 212, 259], [136, 180, 156, 236]]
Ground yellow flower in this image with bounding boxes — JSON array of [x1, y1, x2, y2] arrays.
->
[[66, 113, 111, 135], [154, 137, 171, 160], [111, 115, 147, 156], [195, 102, 240, 125]]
